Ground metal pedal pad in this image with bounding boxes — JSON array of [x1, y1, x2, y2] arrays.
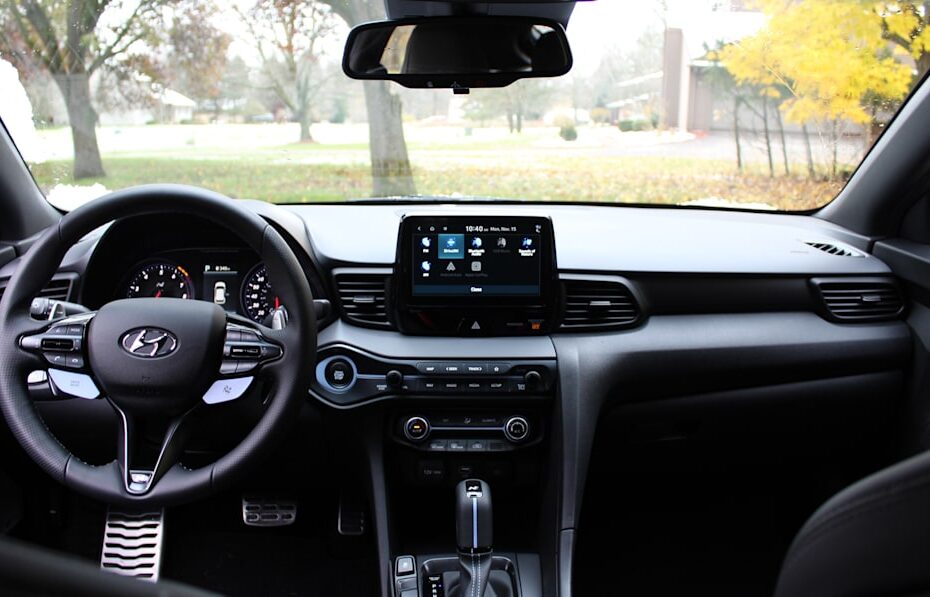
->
[[242, 496, 297, 527], [100, 509, 165, 582]]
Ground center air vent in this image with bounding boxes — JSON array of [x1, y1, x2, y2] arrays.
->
[[811, 277, 904, 322], [559, 276, 642, 331], [804, 241, 863, 257], [334, 270, 392, 328]]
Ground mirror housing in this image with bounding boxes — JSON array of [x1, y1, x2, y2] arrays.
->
[[342, 16, 573, 91]]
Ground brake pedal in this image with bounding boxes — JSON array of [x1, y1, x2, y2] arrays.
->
[[242, 495, 297, 527], [100, 509, 165, 582]]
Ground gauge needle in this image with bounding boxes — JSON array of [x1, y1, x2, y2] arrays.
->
[[155, 290, 162, 298], [274, 296, 280, 309]]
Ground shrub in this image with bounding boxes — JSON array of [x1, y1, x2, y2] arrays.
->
[[559, 125, 578, 141], [590, 107, 611, 124]]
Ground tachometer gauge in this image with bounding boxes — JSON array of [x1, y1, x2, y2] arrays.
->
[[241, 263, 280, 324], [125, 262, 194, 299]]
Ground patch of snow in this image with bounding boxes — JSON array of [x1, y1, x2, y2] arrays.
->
[[46, 183, 110, 212], [0, 59, 46, 163]]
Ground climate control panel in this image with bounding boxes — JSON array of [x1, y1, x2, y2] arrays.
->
[[396, 412, 538, 452], [309, 345, 557, 406]]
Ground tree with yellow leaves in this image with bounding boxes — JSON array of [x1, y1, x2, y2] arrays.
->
[[717, 0, 916, 179]]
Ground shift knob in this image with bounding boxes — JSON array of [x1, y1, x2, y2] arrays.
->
[[455, 479, 493, 553]]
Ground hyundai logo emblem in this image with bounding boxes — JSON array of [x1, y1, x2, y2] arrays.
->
[[120, 328, 178, 358]]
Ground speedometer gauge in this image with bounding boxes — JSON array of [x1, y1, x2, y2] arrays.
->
[[241, 263, 280, 324], [125, 262, 194, 299]]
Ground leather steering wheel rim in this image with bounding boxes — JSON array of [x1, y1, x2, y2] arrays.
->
[[0, 184, 316, 507]]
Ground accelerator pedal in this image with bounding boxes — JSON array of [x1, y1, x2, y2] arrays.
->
[[100, 509, 165, 582]]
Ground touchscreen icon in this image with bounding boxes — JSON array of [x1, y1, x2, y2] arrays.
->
[[521, 237, 534, 249], [446, 262, 457, 272], [496, 237, 507, 248], [421, 237, 431, 249], [438, 234, 464, 259], [471, 261, 482, 272], [421, 261, 431, 272], [471, 237, 482, 249]]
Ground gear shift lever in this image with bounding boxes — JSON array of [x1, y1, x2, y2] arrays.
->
[[454, 479, 493, 597]]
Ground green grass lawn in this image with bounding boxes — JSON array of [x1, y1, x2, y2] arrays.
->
[[30, 154, 841, 210]]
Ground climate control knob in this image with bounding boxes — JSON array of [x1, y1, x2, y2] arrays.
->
[[504, 416, 530, 443], [404, 416, 430, 442]]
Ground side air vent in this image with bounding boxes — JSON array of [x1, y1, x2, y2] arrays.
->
[[334, 270, 392, 328], [805, 241, 863, 257], [812, 278, 904, 322], [559, 276, 642, 331], [0, 276, 74, 303]]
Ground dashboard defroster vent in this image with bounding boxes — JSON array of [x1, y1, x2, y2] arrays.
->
[[559, 276, 642, 331], [804, 241, 863, 257], [811, 278, 904, 322], [334, 270, 392, 329]]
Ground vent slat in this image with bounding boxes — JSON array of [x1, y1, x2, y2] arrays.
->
[[559, 279, 641, 332], [814, 279, 904, 322], [0, 277, 72, 303], [805, 241, 862, 257], [334, 273, 392, 328]]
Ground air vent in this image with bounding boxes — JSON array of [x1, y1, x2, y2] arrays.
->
[[0, 276, 73, 303], [805, 241, 863, 257], [812, 278, 904, 322], [334, 271, 392, 328], [560, 277, 642, 331]]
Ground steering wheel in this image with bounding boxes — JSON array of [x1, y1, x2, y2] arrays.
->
[[0, 185, 316, 506]]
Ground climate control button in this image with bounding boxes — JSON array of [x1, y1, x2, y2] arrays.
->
[[404, 416, 430, 442], [504, 416, 530, 443]]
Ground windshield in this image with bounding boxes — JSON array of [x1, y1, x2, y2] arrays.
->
[[0, 1, 927, 211]]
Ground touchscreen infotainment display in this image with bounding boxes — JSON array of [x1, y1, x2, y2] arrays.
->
[[409, 219, 544, 297]]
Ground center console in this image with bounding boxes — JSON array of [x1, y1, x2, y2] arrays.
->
[[313, 214, 560, 596]]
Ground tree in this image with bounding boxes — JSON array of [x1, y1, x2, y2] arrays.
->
[[464, 80, 555, 133], [876, 2, 930, 80], [319, 0, 415, 196], [717, 0, 914, 178], [239, 0, 337, 143], [0, 0, 172, 178], [166, 4, 231, 109]]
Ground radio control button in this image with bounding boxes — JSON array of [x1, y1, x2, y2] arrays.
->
[[416, 362, 440, 374], [487, 362, 511, 375], [439, 363, 463, 375], [463, 363, 487, 375]]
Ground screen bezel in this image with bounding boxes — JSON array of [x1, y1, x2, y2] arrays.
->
[[395, 214, 557, 310]]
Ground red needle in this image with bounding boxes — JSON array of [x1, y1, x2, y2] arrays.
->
[[274, 296, 280, 309], [154, 290, 162, 298]]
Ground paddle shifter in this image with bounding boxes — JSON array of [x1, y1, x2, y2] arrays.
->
[[453, 479, 493, 597]]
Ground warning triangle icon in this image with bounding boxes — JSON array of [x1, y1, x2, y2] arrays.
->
[[471, 321, 481, 330]]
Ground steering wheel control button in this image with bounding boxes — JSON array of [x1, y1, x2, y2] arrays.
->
[[325, 358, 355, 389], [203, 376, 254, 405], [404, 416, 430, 442], [504, 416, 530, 442], [48, 369, 100, 400]]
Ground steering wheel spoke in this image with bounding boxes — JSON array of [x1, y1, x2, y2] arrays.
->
[[209, 318, 284, 403], [113, 402, 198, 496], [18, 312, 102, 399]]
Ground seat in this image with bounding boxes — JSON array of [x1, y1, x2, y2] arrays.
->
[[774, 449, 930, 597]]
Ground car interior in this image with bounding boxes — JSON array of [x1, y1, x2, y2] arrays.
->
[[2, 1, 930, 596]]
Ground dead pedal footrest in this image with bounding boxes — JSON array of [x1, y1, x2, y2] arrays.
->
[[100, 509, 165, 581], [242, 495, 297, 527]]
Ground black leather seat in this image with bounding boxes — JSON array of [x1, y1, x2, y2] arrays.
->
[[775, 450, 930, 597]]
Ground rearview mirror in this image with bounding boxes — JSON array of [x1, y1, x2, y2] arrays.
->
[[342, 17, 573, 91]]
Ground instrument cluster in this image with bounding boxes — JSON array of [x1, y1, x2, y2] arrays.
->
[[120, 250, 280, 324]]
